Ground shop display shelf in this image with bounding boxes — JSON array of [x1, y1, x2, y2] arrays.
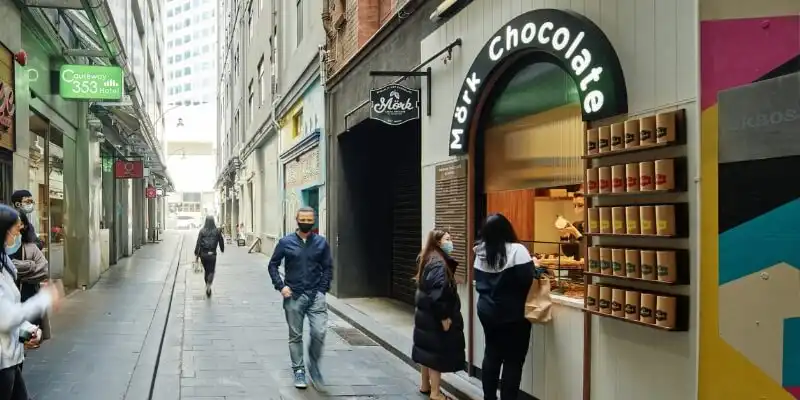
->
[[586, 188, 679, 198], [582, 141, 674, 159], [582, 308, 688, 331], [585, 232, 679, 238], [583, 271, 685, 285]]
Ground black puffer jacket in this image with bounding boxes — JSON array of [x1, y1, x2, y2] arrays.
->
[[194, 228, 224, 257], [412, 254, 466, 373]]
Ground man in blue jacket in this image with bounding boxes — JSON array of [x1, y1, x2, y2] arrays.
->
[[268, 206, 333, 390]]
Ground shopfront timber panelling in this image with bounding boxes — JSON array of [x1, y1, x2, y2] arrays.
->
[[698, 3, 800, 399], [435, 160, 468, 283], [419, 0, 699, 398]]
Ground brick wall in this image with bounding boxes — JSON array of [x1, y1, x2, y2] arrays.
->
[[325, 0, 402, 77]]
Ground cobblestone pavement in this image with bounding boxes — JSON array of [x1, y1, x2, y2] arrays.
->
[[161, 243, 427, 400], [22, 231, 191, 400], [20, 232, 430, 400]]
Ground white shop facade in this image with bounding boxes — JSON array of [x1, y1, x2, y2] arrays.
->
[[419, 1, 700, 399]]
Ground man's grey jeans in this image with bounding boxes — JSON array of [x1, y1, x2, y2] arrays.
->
[[283, 292, 328, 371]]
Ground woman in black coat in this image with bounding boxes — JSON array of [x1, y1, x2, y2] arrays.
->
[[412, 229, 465, 400]]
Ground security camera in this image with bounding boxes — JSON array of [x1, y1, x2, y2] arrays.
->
[[114, 144, 123, 150]]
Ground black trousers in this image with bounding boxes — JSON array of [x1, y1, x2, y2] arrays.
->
[[480, 318, 532, 400], [18, 283, 41, 327], [0, 364, 29, 400], [200, 254, 217, 285]]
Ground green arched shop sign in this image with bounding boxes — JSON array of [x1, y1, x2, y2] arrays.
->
[[448, 8, 628, 155]]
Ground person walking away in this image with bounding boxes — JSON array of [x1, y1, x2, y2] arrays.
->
[[412, 230, 465, 400], [10, 229, 49, 348], [473, 214, 535, 400], [194, 216, 224, 297], [11, 190, 42, 250], [267, 206, 332, 390], [0, 204, 60, 400]]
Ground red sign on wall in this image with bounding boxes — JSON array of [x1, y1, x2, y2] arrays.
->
[[145, 186, 157, 199], [114, 160, 144, 179]]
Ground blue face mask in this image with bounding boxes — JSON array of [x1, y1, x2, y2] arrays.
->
[[441, 241, 454, 255], [5, 234, 21, 255]]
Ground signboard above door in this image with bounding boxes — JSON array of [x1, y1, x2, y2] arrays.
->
[[369, 84, 421, 126], [59, 64, 124, 100], [114, 160, 144, 179]]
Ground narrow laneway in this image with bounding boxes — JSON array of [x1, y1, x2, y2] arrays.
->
[[20, 231, 430, 400], [22, 231, 191, 400]]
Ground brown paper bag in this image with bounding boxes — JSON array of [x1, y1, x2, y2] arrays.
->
[[525, 276, 553, 324]]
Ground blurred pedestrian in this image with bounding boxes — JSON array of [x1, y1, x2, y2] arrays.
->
[[268, 206, 332, 390], [10, 190, 42, 250], [10, 218, 50, 348], [0, 204, 60, 400], [473, 214, 535, 400], [194, 215, 225, 297], [412, 229, 465, 400]]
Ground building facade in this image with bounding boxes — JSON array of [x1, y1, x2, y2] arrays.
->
[[324, 0, 438, 302], [0, 0, 169, 290], [322, 0, 800, 399], [216, 0, 327, 253]]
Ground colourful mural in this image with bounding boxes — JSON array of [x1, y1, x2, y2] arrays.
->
[[699, 12, 800, 400]]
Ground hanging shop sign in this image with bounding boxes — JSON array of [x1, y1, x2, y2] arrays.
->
[[448, 8, 628, 155], [0, 44, 16, 151], [370, 83, 421, 126], [145, 186, 157, 199], [59, 64, 124, 100], [114, 160, 144, 179]]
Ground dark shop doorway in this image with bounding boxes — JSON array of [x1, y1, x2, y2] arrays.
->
[[336, 118, 421, 305]]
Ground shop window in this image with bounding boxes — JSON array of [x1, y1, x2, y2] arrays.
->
[[481, 59, 585, 299], [292, 109, 303, 139]]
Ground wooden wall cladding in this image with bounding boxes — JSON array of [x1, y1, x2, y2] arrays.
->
[[435, 160, 468, 283], [485, 189, 536, 242], [582, 108, 691, 332]]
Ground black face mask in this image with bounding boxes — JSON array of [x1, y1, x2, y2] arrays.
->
[[297, 223, 314, 233]]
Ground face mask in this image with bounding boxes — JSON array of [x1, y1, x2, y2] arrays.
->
[[441, 241, 454, 255], [297, 223, 314, 233], [5, 234, 21, 255], [20, 204, 34, 214]]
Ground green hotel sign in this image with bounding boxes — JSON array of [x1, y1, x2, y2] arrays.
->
[[59, 64, 124, 100]]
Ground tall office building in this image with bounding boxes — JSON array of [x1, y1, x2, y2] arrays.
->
[[163, 0, 218, 223]]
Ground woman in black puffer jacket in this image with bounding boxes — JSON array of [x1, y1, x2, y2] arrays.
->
[[412, 229, 465, 400]]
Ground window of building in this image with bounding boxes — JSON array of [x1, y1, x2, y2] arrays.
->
[[296, 0, 303, 44], [184, 50, 190, 59], [183, 2, 189, 11], [184, 18, 190, 27], [167, 25, 173, 33], [168, 40, 174, 49], [202, 44, 210, 53], [176, 70, 183, 78], [184, 66, 191, 76], [168, 56, 174, 64], [183, 83, 191, 91], [184, 34, 191, 43], [175, 37, 182, 46], [174, 6, 181, 14], [248, 81, 254, 124], [176, 85, 183, 93], [167, 9, 173, 17], [169, 87, 175, 95], [257, 56, 265, 106], [292, 109, 303, 138], [175, 54, 182, 62]]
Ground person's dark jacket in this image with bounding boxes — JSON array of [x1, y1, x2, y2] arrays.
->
[[412, 253, 466, 373], [473, 242, 535, 324], [195, 228, 224, 257], [16, 212, 42, 251], [267, 232, 333, 296]]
